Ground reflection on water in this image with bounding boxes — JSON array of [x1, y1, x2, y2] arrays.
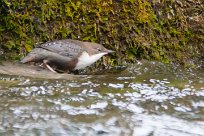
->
[[0, 61, 204, 136]]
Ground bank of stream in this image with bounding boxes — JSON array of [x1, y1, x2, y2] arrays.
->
[[0, 61, 204, 136]]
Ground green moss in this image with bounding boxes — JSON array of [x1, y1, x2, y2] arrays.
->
[[0, 0, 203, 66]]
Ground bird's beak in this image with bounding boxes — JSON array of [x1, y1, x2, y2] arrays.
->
[[106, 49, 115, 53]]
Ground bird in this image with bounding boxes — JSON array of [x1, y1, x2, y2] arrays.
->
[[20, 39, 114, 73]]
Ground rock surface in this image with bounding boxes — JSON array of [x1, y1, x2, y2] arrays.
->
[[0, 61, 84, 80]]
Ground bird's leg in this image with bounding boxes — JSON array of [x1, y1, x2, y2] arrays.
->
[[43, 60, 57, 73], [39, 63, 44, 67]]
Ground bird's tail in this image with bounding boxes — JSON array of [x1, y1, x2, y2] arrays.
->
[[20, 54, 36, 63]]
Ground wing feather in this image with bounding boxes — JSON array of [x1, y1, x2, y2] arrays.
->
[[38, 39, 84, 58]]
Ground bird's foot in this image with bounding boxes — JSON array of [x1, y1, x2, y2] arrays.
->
[[43, 60, 57, 73]]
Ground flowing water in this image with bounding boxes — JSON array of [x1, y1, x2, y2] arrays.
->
[[0, 61, 204, 136]]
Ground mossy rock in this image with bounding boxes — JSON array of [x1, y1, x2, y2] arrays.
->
[[0, 0, 203, 66]]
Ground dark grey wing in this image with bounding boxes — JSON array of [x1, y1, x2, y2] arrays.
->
[[38, 39, 84, 58]]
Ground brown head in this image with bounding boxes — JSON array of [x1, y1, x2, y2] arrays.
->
[[82, 42, 114, 56]]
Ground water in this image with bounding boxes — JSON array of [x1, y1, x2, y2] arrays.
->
[[0, 61, 204, 136]]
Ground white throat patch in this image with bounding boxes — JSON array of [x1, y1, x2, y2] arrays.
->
[[74, 51, 107, 70]]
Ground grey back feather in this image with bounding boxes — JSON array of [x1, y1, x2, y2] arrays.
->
[[38, 39, 84, 59]]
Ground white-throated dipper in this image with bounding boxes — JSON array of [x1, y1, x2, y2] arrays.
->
[[21, 39, 114, 73]]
